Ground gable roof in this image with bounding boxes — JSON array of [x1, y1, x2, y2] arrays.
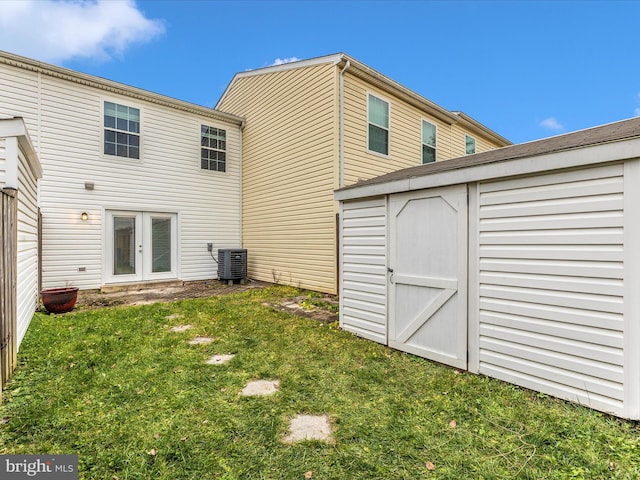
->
[[0, 117, 42, 188], [0, 50, 244, 125], [216, 53, 511, 147], [336, 116, 640, 201]]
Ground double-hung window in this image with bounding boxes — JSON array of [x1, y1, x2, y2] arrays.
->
[[368, 94, 389, 155], [104, 101, 140, 159], [422, 120, 436, 164], [465, 135, 476, 155], [201, 125, 226, 172]]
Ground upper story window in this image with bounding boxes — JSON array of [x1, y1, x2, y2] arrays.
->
[[466, 135, 476, 155], [104, 101, 140, 159], [422, 120, 436, 164], [201, 125, 226, 172], [368, 94, 389, 155]]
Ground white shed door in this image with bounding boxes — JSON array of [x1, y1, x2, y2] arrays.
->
[[389, 185, 468, 369]]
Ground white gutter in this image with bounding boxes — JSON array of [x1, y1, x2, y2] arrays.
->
[[339, 57, 351, 187]]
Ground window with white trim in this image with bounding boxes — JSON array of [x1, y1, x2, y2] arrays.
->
[[201, 125, 226, 172], [422, 120, 436, 164], [104, 101, 140, 159], [368, 94, 389, 155], [466, 135, 476, 155]]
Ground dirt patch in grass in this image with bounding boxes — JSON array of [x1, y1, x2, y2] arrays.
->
[[75, 279, 269, 309], [75, 280, 339, 323], [265, 295, 339, 324]]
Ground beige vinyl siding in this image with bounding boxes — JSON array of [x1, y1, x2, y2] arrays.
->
[[450, 123, 503, 157], [343, 73, 453, 186], [473, 132, 501, 153], [15, 145, 39, 346], [218, 63, 338, 293], [0, 61, 242, 290]]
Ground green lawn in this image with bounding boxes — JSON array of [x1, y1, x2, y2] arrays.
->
[[1, 286, 639, 479]]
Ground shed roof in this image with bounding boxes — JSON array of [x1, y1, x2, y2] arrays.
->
[[336, 116, 640, 201], [0, 117, 42, 188]]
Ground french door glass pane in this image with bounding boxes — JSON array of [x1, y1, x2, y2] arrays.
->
[[151, 217, 171, 273], [114, 217, 136, 275]]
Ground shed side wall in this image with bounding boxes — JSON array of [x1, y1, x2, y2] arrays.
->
[[15, 145, 38, 347], [340, 196, 387, 343], [477, 163, 625, 416], [0, 138, 5, 185]]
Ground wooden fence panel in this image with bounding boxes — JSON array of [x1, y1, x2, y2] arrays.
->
[[0, 187, 17, 399]]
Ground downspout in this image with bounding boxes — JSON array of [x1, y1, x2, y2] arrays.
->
[[337, 57, 351, 296], [239, 120, 245, 248], [339, 58, 351, 188]]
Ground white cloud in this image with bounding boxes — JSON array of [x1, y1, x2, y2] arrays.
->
[[0, 0, 165, 64], [271, 57, 300, 66], [539, 117, 564, 131], [635, 107, 640, 117]]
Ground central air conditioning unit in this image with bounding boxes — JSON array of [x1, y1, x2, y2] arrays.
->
[[217, 248, 247, 283]]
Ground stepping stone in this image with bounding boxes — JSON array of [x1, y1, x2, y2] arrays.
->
[[189, 336, 215, 345], [165, 314, 182, 320], [281, 301, 303, 310], [206, 354, 235, 365], [133, 300, 155, 306], [169, 324, 192, 332], [240, 379, 280, 396], [283, 414, 333, 443]]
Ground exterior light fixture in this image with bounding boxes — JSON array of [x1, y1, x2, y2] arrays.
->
[[81, 212, 88, 221]]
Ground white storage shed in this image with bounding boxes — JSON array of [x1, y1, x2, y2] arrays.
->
[[0, 117, 41, 394], [336, 117, 640, 419]]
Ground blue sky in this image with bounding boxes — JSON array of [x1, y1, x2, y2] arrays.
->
[[1, 0, 638, 144]]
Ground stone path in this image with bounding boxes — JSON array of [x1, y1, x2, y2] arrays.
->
[[206, 354, 235, 365], [283, 414, 333, 444], [168, 319, 334, 443], [240, 379, 280, 397], [188, 336, 215, 345], [169, 324, 192, 333]]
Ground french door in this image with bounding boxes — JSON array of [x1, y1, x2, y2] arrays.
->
[[105, 211, 177, 283]]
